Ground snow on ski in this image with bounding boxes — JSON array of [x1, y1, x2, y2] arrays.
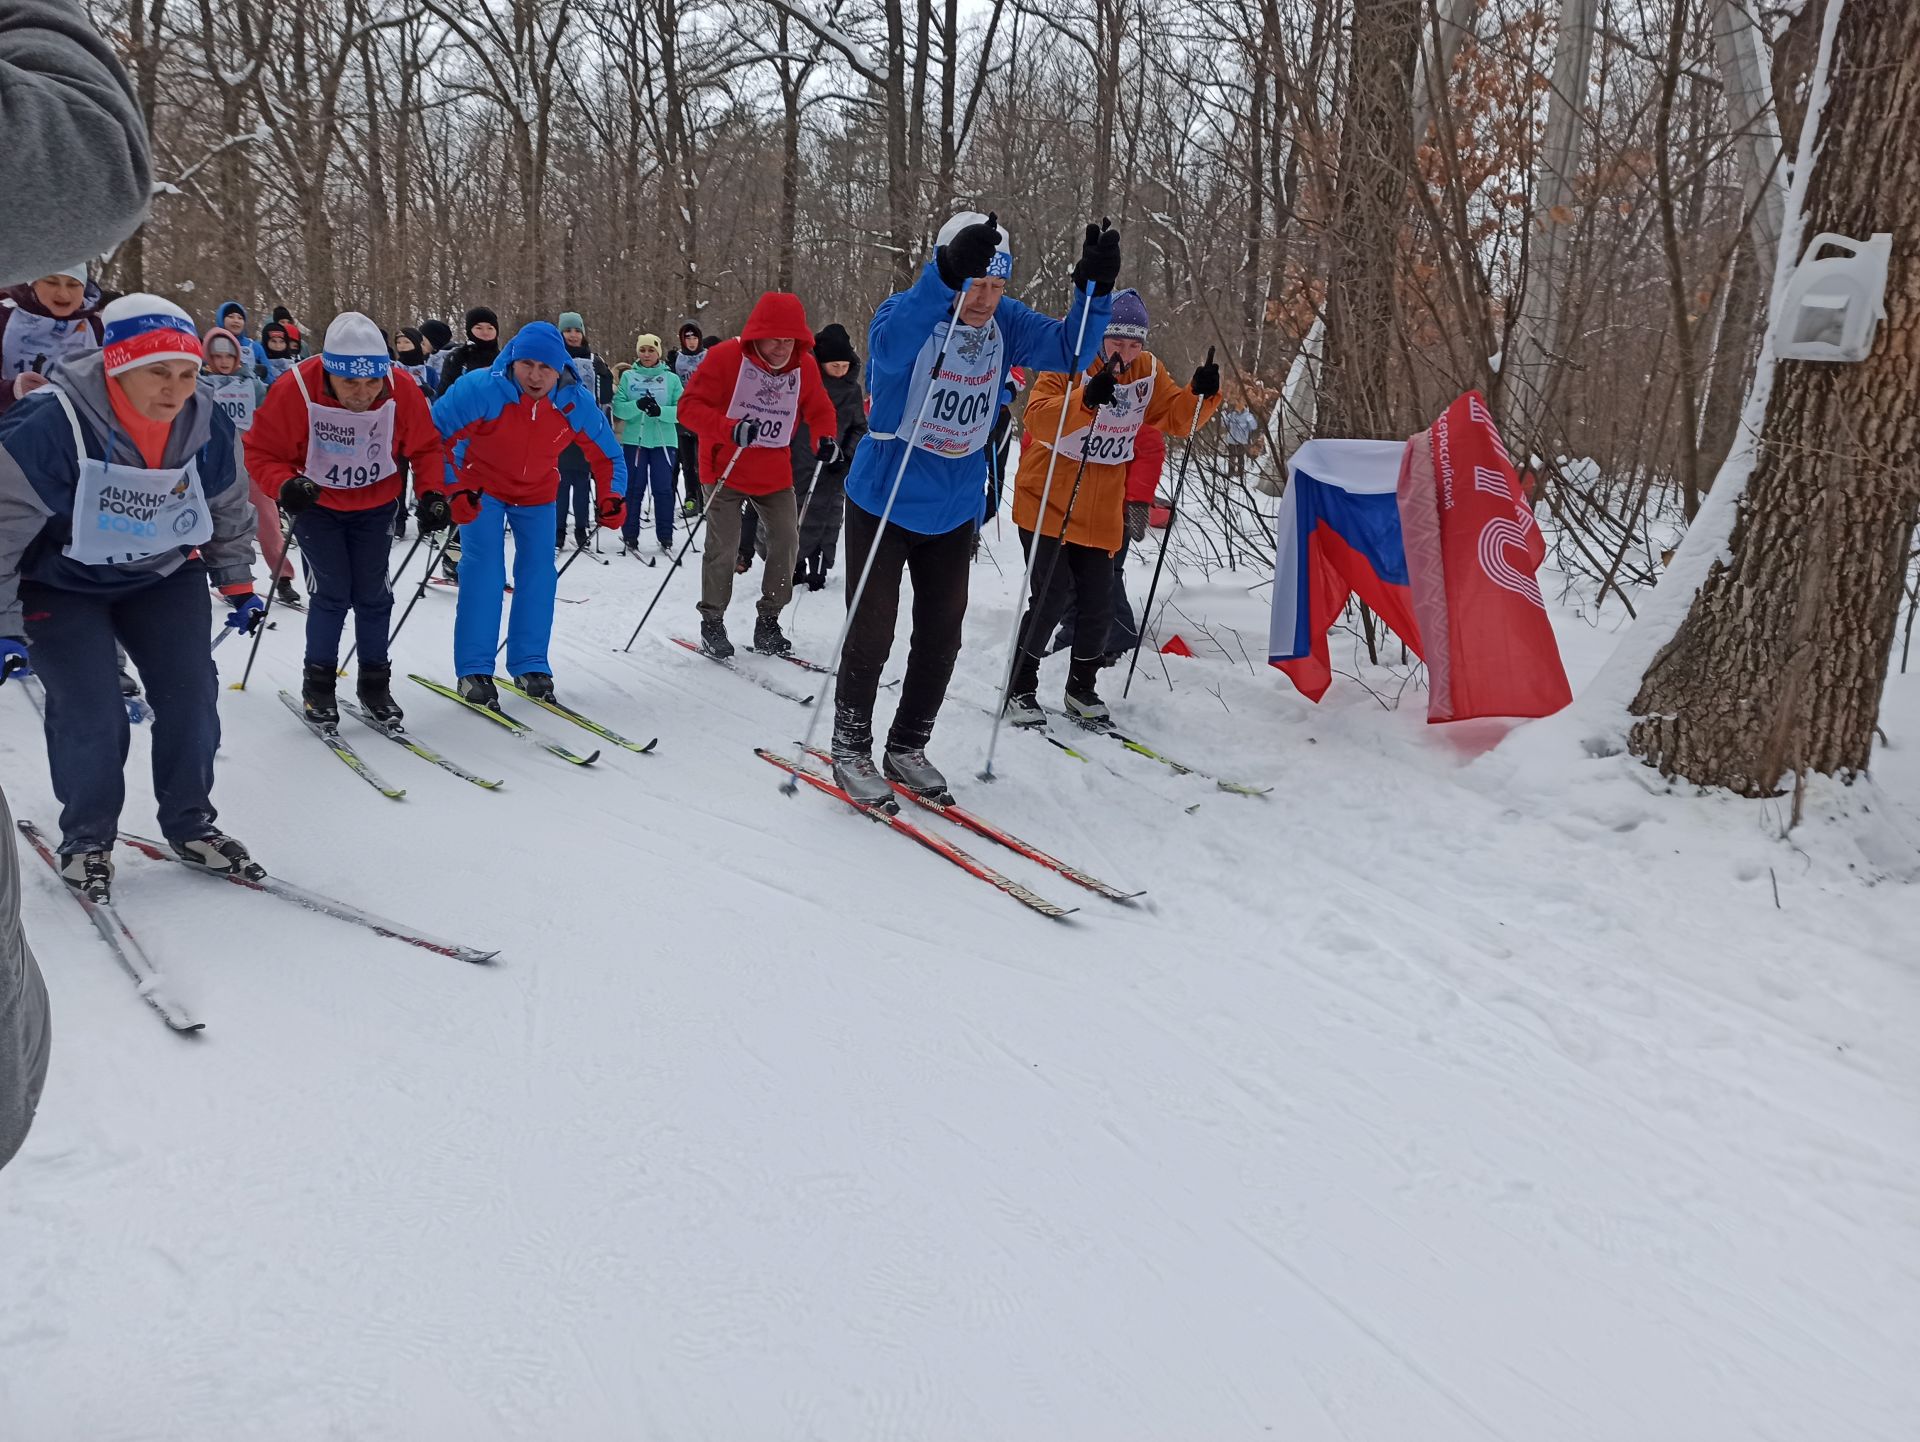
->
[[17, 819, 204, 1033], [116, 833, 499, 964], [1049, 709, 1272, 796], [278, 690, 406, 799], [407, 675, 601, 766], [341, 702, 505, 789], [799, 747, 1141, 903], [494, 678, 657, 753], [756, 748, 1076, 920], [671, 637, 815, 705]]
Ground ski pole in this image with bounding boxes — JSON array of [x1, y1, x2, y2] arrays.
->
[[384, 527, 450, 657], [1123, 356, 1214, 700], [341, 528, 432, 674], [498, 539, 598, 658], [781, 275, 985, 794], [621, 443, 745, 651], [231, 519, 297, 691], [978, 279, 1103, 782]]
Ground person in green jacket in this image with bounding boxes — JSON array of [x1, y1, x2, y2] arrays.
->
[[611, 332, 683, 555]]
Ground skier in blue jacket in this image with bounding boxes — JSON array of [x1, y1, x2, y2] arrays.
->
[[829, 211, 1118, 805], [213, 300, 270, 374], [431, 320, 626, 705]]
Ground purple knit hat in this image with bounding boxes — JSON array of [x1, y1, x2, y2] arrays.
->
[[1106, 288, 1149, 340]]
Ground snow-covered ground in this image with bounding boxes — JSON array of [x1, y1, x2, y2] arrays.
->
[[2, 517, 1915, 1440]]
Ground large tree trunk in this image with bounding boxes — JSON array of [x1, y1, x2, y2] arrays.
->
[[1317, 0, 1419, 438], [1628, 0, 1920, 797]]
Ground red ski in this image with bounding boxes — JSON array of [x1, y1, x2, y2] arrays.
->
[[801, 746, 1140, 903], [755, 748, 1075, 921]]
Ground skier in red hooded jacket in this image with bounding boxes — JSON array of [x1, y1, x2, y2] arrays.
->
[[676, 292, 839, 659]]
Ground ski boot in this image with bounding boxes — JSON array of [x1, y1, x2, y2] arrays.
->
[[681, 497, 698, 519], [172, 831, 266, 880], [752, 614, 792, 657], [883, 746, 950, 802], [457, 674, 499, 709], [1003, 691, 1045, 728], [513, 671, 556, 702], [59, 849, 114, 905], [1063, 662, 1111, 728], [356, 663, 403, 726], [274, 576, 302, 607], [830, 711, 896, 811], [439, 548, 461, 583], [699, 615, 734, 659], [301, 661, 339, 726]]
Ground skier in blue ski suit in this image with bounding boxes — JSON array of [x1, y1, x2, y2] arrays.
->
[[430, 321, 626, 705], [828, 210, 1118, 805]]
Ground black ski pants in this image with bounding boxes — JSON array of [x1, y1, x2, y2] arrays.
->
[[1011, 526, 1113, 696], [834, 499, 973, 753]]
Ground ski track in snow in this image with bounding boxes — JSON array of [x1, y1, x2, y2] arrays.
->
[[1, 533, 1916, 1441]]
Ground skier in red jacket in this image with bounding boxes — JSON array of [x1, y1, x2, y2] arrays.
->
[[244, 312, 445, 726], [676, 291, 838, 659]]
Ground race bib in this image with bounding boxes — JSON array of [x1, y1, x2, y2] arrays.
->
[[203, 373, 257, 432], [898, 320, 1002, 458], [2, 305, 98, 385], [1054, 373, 1153, 465], [293, 364, 396, 489], [570, 354, 599, 399], [726, 360, 801, 447], [50, 388, 212, 566]]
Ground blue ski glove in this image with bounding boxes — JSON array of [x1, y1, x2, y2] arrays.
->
[[0, 637, 30, 684], [225, 594, 267, 635]]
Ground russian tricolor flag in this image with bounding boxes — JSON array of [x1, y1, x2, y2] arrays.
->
[[1268, 439, 1425, 702]]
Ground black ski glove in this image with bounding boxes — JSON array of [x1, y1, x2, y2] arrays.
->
[[936, 211, 1003, 290], [814, 435, 842, 467], [1189, 347, 1220, 399], [731, 417, 762, 447], [415, 490, 452, 534], [637, 392, 660, 417], [278, 475, 321, 516], [1070, 220, 1122, 295], [1081, 361, 1121, 410]]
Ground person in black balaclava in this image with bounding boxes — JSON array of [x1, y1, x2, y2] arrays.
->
[[435, 306, 499, 394]]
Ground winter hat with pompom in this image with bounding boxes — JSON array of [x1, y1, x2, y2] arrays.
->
[[101, 294, 203, 374], [321, 312, 391, 378]]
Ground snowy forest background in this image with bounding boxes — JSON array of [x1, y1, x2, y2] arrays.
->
[[90, 0, 1810, 529]]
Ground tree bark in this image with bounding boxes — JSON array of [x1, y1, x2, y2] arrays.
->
[[1629, 0, 1920, 796], [1317, 0, 1419, 438]]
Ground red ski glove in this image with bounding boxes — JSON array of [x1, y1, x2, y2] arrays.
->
[[596, 495, 626, 531], [448, 488, 484, 526]]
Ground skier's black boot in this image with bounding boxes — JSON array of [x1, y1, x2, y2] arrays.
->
[[356, 663, 403, 725], [457, 674, 499, 709], [273, 576, 302, 607], [1063, 657, 1111, 727], [830, 707, 895, 811], [301, 661, 339, 726], [752, 614, 792, 657], [513, 671, 556, 702], [699, 615, 734, 659]]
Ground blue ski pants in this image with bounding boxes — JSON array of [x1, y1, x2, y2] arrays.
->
[[454, 494, 559, 679], [21, 563, 221, 850], [621, 445, 678, 548]]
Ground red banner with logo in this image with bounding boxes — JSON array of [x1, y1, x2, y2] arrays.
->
[[1400, 392, 1571, 722]]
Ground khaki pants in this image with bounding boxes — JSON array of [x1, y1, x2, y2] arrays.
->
[[699, 483, 797, 621]]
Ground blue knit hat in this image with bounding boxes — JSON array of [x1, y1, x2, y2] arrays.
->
[[1106, 289, 1149, 340]]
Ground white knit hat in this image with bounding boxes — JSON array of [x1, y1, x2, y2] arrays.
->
[[936, 211, 1013, 279], [47, 262, 89, 284], [100, 294, 203, 375], [322, 312, 391, 378]]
